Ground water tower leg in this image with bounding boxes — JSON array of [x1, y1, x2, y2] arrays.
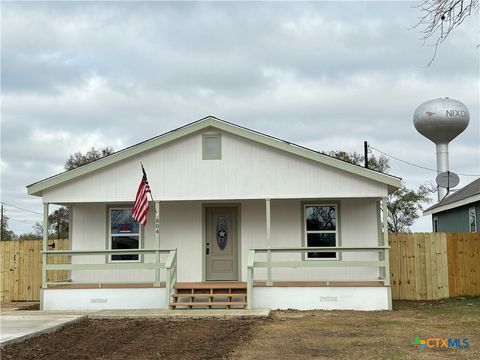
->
[[436, 143, 449, 201]]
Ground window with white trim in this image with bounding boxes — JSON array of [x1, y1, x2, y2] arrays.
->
[[469, 207, 477, 232], [109, 208, 140, 261], [304, 204, 338, 259]]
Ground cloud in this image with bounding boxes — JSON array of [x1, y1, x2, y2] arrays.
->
[[1, 1, 478, 234]]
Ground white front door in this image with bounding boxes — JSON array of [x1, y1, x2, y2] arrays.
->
[[205, 207, 238, 281]]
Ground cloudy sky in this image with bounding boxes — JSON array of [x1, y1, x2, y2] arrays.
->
[[1, 1, 479, 235]]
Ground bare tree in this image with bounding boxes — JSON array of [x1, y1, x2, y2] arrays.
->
[[53, 146, 115, 239], [414, 0, 479, 65], [65, 146, 114, 171], [327, 150, 433, 232], [324, 150, 390, 174]]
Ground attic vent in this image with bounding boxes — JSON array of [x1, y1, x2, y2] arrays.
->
[[203, 134, 222, 160]]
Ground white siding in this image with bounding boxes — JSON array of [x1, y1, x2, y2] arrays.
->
[[155, 202, 203, 282], [43, 131, 388, 203], [70, 198, 381, 283]]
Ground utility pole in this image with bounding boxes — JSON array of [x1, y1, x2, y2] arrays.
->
[[364, 141, 369, 169]]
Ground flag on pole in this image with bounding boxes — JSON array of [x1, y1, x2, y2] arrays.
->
[[132, 164, 151, 225]]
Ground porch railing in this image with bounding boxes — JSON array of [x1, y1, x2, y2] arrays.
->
[[246, 246, 390, 309], [42, 248, 177, 309]]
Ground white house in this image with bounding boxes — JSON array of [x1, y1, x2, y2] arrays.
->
[[28, 116, 401, 311]]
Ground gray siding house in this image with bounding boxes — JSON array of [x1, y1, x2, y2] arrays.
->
[[424, 178, 480, 232]]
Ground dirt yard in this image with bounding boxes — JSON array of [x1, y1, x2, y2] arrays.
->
[[2, 298, 479, 359]]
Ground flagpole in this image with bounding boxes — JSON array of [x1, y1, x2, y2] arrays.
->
[[140, 161, 155, 202], [140, 161, 161, 286]]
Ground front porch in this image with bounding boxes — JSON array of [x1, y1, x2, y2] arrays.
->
[[39, 196, 392, 310], [42, 244, 391, 311]]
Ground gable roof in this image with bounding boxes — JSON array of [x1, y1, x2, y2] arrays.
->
[[424, 178, 480, 216], [27, 116, 401, 196]]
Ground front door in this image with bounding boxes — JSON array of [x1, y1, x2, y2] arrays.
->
[[205, 207, 238, 281]]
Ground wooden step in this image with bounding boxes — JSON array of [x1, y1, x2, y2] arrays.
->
[[170, 282, 248, 309], [170, 301, 247, 309], [174, 293, 247, 299], [175, 282, 247, 289]]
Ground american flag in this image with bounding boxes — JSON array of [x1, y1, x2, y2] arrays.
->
[[132, 165, 151, 225]]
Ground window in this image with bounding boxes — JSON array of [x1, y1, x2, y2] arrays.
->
[[109, 208, 140, 261], [433, 216, 439, 232], [469, 207, 477, 232], [203, 134, 221, 160], [304, 204, 338, 259]]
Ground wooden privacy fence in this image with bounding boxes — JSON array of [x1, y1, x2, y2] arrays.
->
[[389, 232, 480, 300], [1, 239, 69, 303]]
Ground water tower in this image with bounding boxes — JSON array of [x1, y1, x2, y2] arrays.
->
[[413, 97, 470, 201]]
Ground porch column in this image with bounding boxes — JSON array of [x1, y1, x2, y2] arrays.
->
[[266, 199, 272, 286], [154, 201, 160, 287], [377, 200, 385, 279], [41, 203, 49, 291], [382, 197, 392, 310]]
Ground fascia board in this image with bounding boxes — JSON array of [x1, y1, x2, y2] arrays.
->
[[27, 117, 401, 196], [423, 194, 480, 216], [27, 119, 212, 196], [210, 121, 401, 190]]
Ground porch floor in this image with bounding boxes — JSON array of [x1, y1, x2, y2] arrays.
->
[[254, 281, 386, 287], [47, 283, 165, 289], [46, 280, 386, 290]]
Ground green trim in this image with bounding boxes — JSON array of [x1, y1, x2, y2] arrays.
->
[[45, 263, 163, 271], [27, 117, 401, 196], [251, 246, 389, 252], [254, 260, 385, 268], [43, 248, 168, 255]]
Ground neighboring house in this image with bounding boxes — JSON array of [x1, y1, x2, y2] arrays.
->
[[424, 178, 480, 233], [27, 116, 401, 311]]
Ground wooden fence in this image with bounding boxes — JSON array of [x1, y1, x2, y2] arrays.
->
[[389, 232, 480, 300], [0, 239, 69, 303]]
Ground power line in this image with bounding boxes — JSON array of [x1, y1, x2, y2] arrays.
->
[[0, 202, 42, 215], [369, 146, 480, 177], [8, 217, 38, 225]]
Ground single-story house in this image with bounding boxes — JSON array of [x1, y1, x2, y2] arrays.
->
[[27, 116, 401, 311], [424, 178, 480, 232]]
